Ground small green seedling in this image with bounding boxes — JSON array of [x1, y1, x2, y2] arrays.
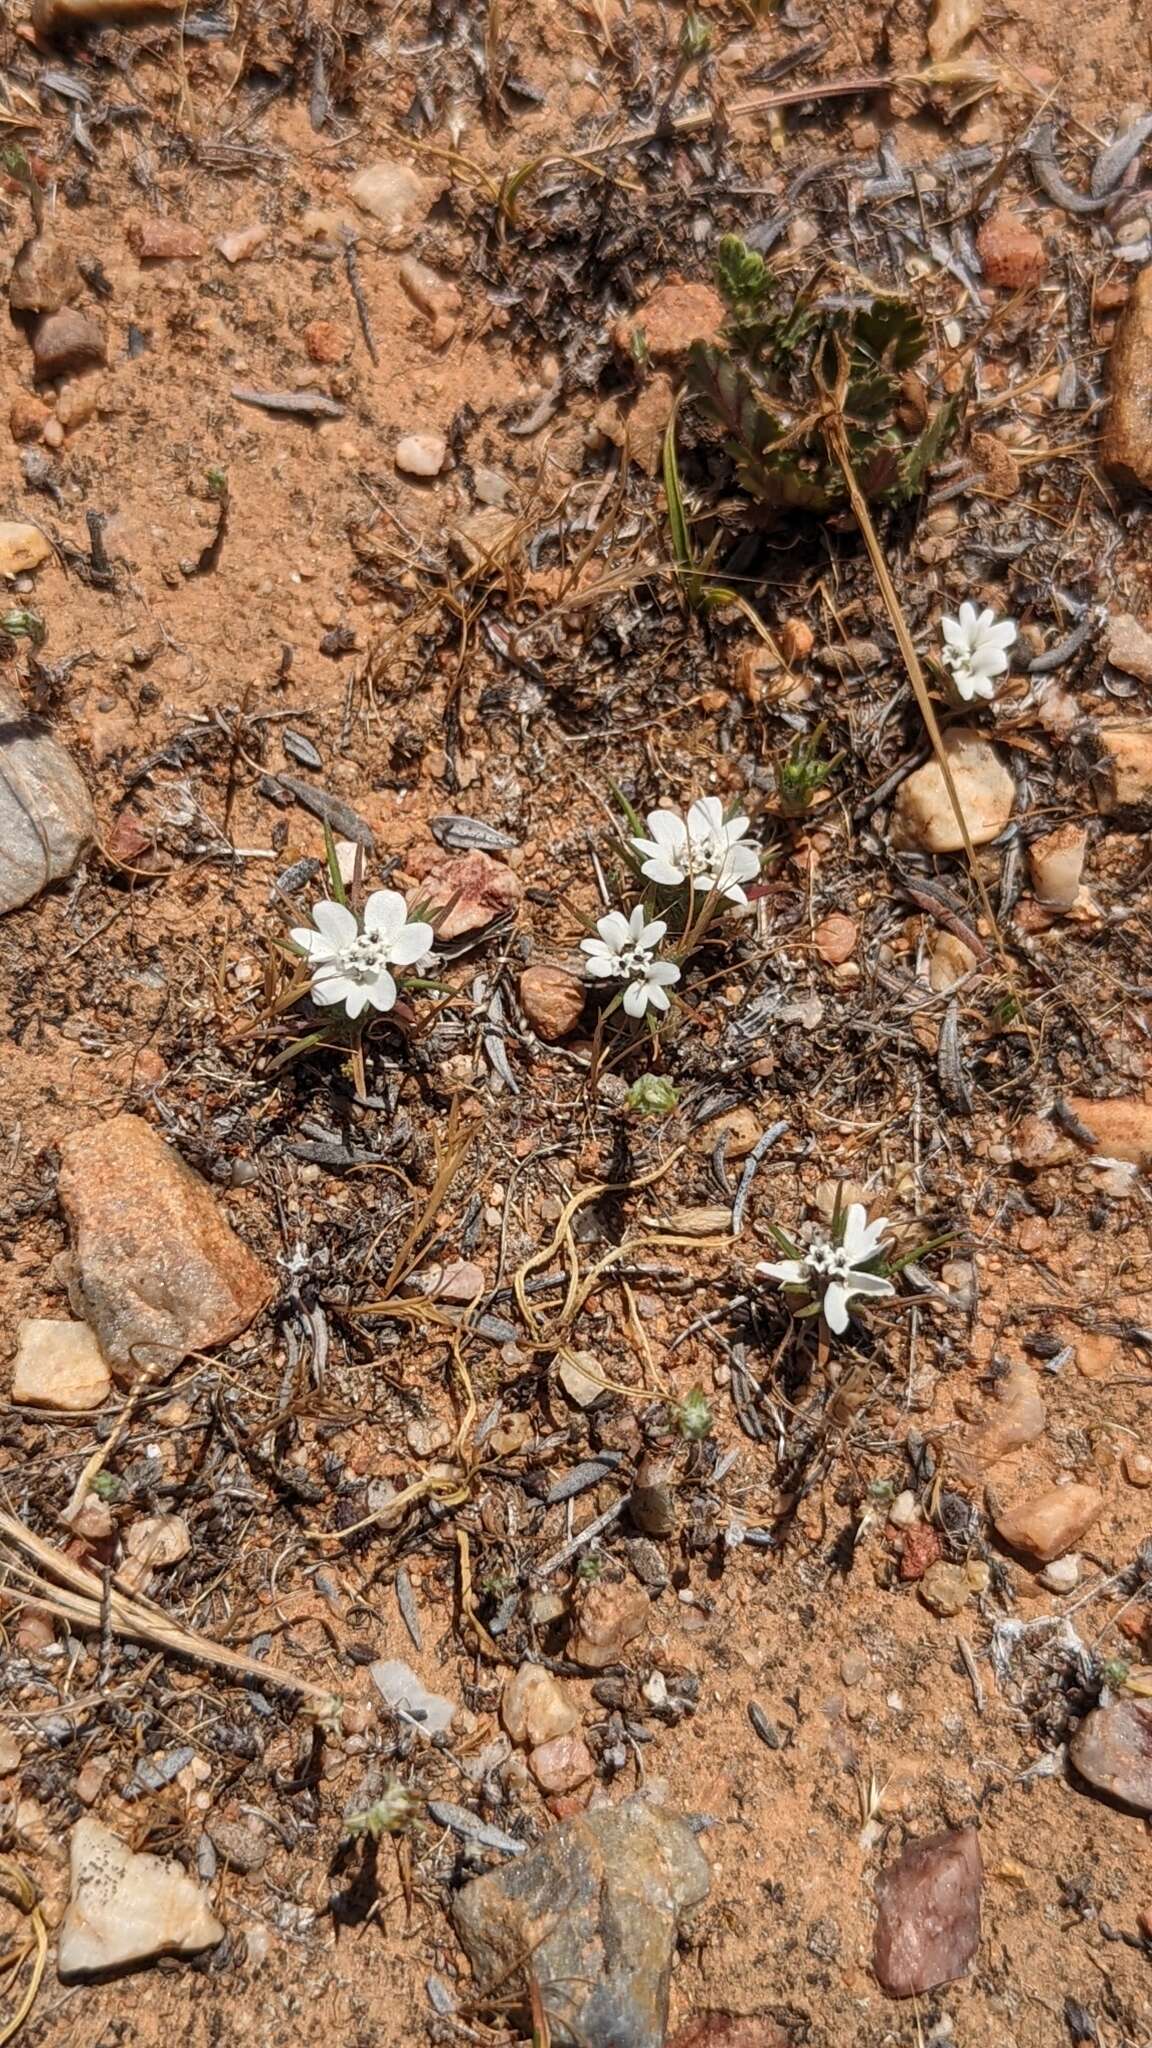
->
[[674, 1386, 713, 1441], [627, 1075, 680, 1117], [775, 727, 844, 817]]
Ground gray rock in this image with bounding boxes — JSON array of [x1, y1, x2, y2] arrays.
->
[[206, 1816, 268, 1874], [873, 1827, 982, 1997], [0, 682, 95, 914], [453, 1798, 711, 2048], [1070, 1700, 1152, 1812], [371, 1658, 455, 1737]]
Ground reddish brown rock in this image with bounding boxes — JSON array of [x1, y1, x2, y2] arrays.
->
[[873, 1828, 982, 1997], [57, 1114, 273, 1374], [8, 233, 82, 314], [529, 1732, 595, 1793], [1070, 1701, 1152, 1812], [969, 428, 1021, 497], [778, 617, 814, 665], [897, 1522, 942, 1582], [977, 211, 1046, 290], [1102, 266, 1152, 492], [413, 849, 522, 939], [813, 913, 857, 965], [9, 393, 50, 444], [614, 278, 725, 363], [570, 1579, 649, 1669], [519, 964, 584, 1041], [669, 2019, 792, 2048], [127, 218, 205, 262], [993, 1483, 1103, 1565], [32, 308, 105, 380], [303, 319, 349, 365], [1106, 612, 1152, 683]]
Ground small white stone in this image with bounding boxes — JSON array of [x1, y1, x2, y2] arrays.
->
[[395, 431, 447, 478], [888, 1489, 920, 1529], [1040, 1553, 1081, 1593], [59, 1819, 224, 1979], [642, 1670, 668, 1708]]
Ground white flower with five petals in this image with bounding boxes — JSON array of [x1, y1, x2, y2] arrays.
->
[[290, 891, 434, 1020], [580, 906, 681, 1019], [630, 795, 760, 905], [940, 602, 1016, 703], [757, 1203, 895, 1336]]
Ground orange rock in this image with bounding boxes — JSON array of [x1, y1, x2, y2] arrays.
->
[[9, 393, 49, 443], [1097, 724, 1152, 811], [778, 616, 815, 664], [303, 319, 349, 366], [977, 211, 1046, 290], [813, 913, 857, 965], [1063, 1095, 1152, 1165], [518, 964, 584, 1042], [127, 218, 205, 262], [993, 1483, 1103, 1565], [412, 849, 522, 939], [1102, 267, 1152, 491]]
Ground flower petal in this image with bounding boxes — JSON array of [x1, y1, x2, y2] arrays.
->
[[622, 980, 648, 1018], [596, 910, 632, 951], [647, 983, 671, 1012], [639, 854, 687, 888], [756, 1259, 809, 1288], [311, 972, 357, 1007], [687, 795, 725, 837], [844, 1269, 895, 1299], [637, 916, 668, 950], [290, 927, 336, 961], [822, 1281, 850, 1334], [957, 601, 977, 633], [644, 810, 688, 851], [343, 984, 370, 1019], [646, 960, 681, 986], [364, 968, 397, 1012], [310, 900, 359, 947], [362, 890, 409, 941], [387, 920, 434, 967]]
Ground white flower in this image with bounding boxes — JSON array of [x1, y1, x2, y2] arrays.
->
[[940, 602, 1016, 703], [756, 1203, 895, 1336], [580, 905, 681, 1019], [290, 891, 433, 1020], [631, 795, 760, 905]]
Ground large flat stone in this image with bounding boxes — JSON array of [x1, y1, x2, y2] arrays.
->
[[0, 681, 94, 914], [57, 1114, 273, 1374], [59, 1820, 224, 1979], [454, 1799, 711, 2048], [874, 1828, 982, 1998], [1070, 1701, 1152, 1813]]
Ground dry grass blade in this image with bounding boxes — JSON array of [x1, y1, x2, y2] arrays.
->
[[0, 1857, 46, 2048], [821, 407, 1025, 1003], [0, 1509, 337, 1707]]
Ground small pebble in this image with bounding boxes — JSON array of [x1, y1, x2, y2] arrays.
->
[[889, 1490, 920, 1529], [1040, 1553, 1081, 1593], [395, 431, 447, 478]]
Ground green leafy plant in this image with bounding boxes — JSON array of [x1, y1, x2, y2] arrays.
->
[[342, 1781, 419, 1843], [673, 1386, 713, 1441], [775, 726, 844, 817], [684, 235, 961, 516], [627, 1074, 680, 1117]]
